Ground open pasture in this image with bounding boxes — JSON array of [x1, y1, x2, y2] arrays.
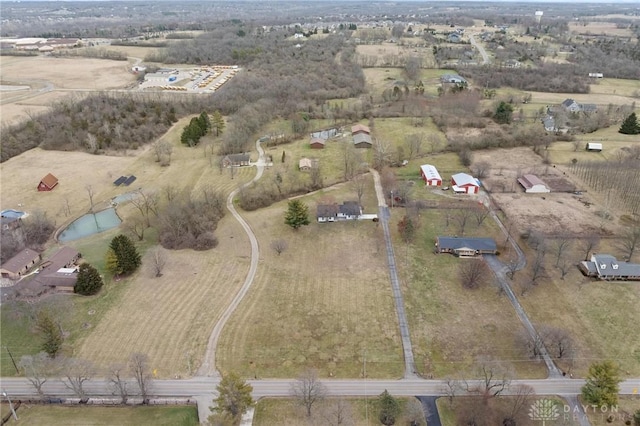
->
[[569, 21, 635, 38], [217, 181, 405, 379]]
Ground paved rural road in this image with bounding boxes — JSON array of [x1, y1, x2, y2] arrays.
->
[[469, 34, 490, 65], [370, 169, 417, 379], [196, 139, 267, 377]]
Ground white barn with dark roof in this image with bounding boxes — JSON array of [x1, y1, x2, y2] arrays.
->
[[517, 174, 550, 193]]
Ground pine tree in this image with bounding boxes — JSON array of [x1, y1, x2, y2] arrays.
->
[[284, 200, 310, 230], [581, 360, 621, 408], [35, 310, 63, 358], [494, 101, 514, 124], [211, 110, 225, 137], [109, 234, 141, 276], [105, 248, 119, 275], [209, 372, 253, 424], [378, 390, 401, 426], [74, 263, 104, 296], [619, 112, 640, 135]]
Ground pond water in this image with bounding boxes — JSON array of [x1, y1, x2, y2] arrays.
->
[[1, 209, 26, 219], [112, 192, 138, 205], [58, 208, 121, 242]]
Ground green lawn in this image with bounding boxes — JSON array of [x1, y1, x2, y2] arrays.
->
[[0, 404, 198, 426]]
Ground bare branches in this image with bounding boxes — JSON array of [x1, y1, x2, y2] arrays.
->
[[270, 239, 288, 256], [150, 247, 167, 277], [109, 363, 130, 404], [459, 258, 491, 289], [61, 357, 95, 403], [292, 369, 327, 417], [129, 352, 152, 404]]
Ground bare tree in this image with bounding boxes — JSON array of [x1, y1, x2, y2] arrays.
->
[[442, 378, 460, 408], [109, 363, 130, 404], [125, 216, 146, 241], [471, 161, 491, 179], [292, 368, 327, 417], [309, 164, 323, 191], [552, 235, 572, 267], [472, 205, 490, 226], [459, 259, 491, 289], [504, 384, 535, 424], [372, 137, 393, 170], [543, 326, 574, 360], [20, 352, 55, 397], [404, 133, 424, 160], [150, 247, 167, 277], [581, 235, 600, 261], [452, 208, 474, 236], [618, 226, 640, 261], [270, 239, 288, 256], [163, 185, 178, 203], [85, 185, 95, 213], [465, 357, 512, 404], [153, 139, 173, 166], [61, 357, 95, 403], [130, 189, 159, 228], [557, 256, 572, 280], [129, 352, 152, 404], [350, 174, 367, 206], [320, 399, 355, 426], [529, 245, 547, 287]]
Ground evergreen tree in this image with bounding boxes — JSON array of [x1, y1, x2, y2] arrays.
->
[[581, 360, 621, 408], [209, 372, 253, 425], [74, 263, 104, 296], [619, 112, 640, 135], [109, 234, 141, 276], [105, 248, 119, 275], [211, 110, 225, 137], [378, 390, 401, 426], [494, 101, 514, 124], [198, 111, 211, 133], [284, 200, 310, 230], [35, 310, 63, 358]]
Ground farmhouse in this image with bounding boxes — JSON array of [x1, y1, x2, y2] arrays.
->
[[37, 173, 59, 191], [309, 138, 325, 149], [1, 249, 42, 280], [561, 99, 598, 114], [440, 74, 467, 84], [517, 174, 550, 193], [579, 254, 640, 281], [222, 153, 251, 167], [419, 164, 442, 186], [586, 142, 603, 152], [353, 133, 372, 148], [451, 173, 479, 194], [317, 201, 362, 222], [435, 236, 498, 257], [299, 158, 312, 171]]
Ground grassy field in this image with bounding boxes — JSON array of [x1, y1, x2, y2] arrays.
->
[[585, 396, 640, 425], [217, 180, 404, 379], [253, 397, 422, 426], [0, 404, 198, 426]]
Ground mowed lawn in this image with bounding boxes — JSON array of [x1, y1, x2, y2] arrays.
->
[[217, 178, 405, 378], [0, 115, 257, 377], [0, 404, 198, 426]]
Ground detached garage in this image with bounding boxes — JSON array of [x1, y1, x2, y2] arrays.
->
[[517, 174, 550, 193]]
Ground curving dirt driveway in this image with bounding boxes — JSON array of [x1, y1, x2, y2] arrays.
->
[[196, 139, 267, 377]]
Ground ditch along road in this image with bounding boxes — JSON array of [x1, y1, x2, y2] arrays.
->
[[196, 138, 268, 378]]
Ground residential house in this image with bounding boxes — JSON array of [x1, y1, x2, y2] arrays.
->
[[419, 164, 442, 186], [299, 158, 313, 171], [317, 201, 362, 222], [451, 173, 479, 194], [505, 59, 521, 68], [353, 133, 372, 149], [586, 142, 602, 152], [222, 153, 251, 167], [579, 254, 640, 281], [309, 138, 325, 149], [447, 33, 462, 43], [542, 116, 557, 132], [1, 249, 42, 280], [561, 99, 598, 114], [517, 174, 550, 193], [435, 236, 498, 257], [440, 74, 467, 84], [317, 204, 339, 222], [588, 73, 604, 78], [34, 246, 82, 291], [38, 173, 59, 191]]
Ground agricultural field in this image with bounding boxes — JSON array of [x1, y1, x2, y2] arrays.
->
[[217, 179, 405, 379], [0, 404, 198, 426]]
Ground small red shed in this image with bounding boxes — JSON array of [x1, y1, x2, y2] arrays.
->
[[38, 173, 59, 191]]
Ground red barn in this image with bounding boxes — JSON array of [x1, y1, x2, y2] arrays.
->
[[419, 164, 442, 186], [351, 124, 371, 135], [451, 172, 479, 194], [38, 173, 59, 191]]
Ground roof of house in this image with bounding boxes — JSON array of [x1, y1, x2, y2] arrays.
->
[[420, 164, 442, 181], [351, 124, 370, 134], [582, 104, 598, 112], [562, 98, 577, 108], [40, 246, 80, 273], [353, 133, 372, 145], [592, 254, 640, 278], [437, 236, 497, 252], [587, 142, 602, 150], [517, 174, 547, 189], [451, 172, 478, 187], [542, 116, 555, 127], [440, 74, 467, 84], [40, 173, 58, 188], [317, 204, 339, 218], [34, 270, 78, 287], [299, 158, 313, 169], [1, 249, 41, 274], [226, 153, 250, 162], [310, 137, 325, 146], [339, 201, 361, 216]]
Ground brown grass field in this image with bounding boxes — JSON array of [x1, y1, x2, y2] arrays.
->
[[569, 21, 635, 38], [217, 178, 405, 379]]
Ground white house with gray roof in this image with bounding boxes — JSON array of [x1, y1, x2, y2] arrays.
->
[[579, 254, 640, 281]]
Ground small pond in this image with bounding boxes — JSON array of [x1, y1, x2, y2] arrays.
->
[[112, 191, 138, 205], [1, 209, 26, 219], [58, 208, 121, 242]]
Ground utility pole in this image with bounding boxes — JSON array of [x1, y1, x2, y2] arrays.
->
[[363, 349, 368, 425], [3, 390, 18, 421], [5, 346, 19, 374]]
